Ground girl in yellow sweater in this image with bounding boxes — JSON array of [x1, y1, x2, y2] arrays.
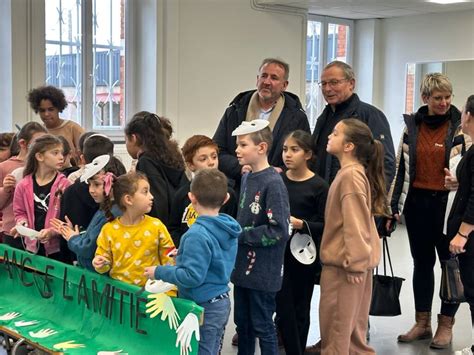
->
[[319, 119, 386, 354], [92, 172, 175, 287]]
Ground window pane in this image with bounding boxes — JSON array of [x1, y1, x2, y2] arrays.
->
[[45, 0, 82, 124], [327, 23, 349, 63], [92, 0, 125, 129], [306, 21, 321, 130]]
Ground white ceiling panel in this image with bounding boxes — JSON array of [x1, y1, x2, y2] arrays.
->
[[256, 0, 474, 19]]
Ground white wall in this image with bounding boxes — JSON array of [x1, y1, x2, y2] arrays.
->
[[446, 60, 474, 110], [374, 10, 474, 144], [164, 0, 306, 144]]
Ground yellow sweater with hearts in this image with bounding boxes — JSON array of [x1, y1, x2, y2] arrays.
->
[[95, 215, 176, 289]]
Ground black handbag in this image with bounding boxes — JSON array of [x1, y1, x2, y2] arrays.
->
[[369, 237, 405, 316], [440, 255, 465, 304]]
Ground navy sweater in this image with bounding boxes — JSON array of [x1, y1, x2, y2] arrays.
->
[[230, 167, 291, 292]]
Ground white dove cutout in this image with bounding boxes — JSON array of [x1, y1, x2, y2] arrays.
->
[[29, 328, 58, 338], [0, 312, 21, 321], [175, 313, 200, 355], [14, 320, 40, 327]]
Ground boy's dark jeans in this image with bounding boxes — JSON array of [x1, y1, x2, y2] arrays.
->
[[234, 285, 278, 355]]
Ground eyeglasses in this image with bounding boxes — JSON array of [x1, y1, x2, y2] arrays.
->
[[318, 79, 348, 88]]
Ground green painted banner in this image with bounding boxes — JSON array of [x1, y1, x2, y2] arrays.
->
[[0, 245, 203, 354]]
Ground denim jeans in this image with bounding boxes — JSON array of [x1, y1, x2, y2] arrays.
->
[[198, 296, 231, 355], [234, 285, 278, 355]]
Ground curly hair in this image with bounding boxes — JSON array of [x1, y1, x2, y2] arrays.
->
[[27, 85, 68, 113], [125, 111, 184, 170]]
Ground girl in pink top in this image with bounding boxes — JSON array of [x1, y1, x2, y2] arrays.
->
[[0, 122, 47, 247], [12, 134, 71, 261]]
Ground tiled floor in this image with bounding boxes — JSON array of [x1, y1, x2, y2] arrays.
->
[[220, 225, 473, 355], [1, 225, 472, 354]]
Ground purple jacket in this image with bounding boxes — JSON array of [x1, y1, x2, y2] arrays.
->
[[13, 173, 71, 255]]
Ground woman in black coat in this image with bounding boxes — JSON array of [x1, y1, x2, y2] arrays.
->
[[447, 95, 474, 355]]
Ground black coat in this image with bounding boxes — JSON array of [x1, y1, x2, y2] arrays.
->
[[136, 152, 188, 225], [447, 145, 474, 241], [312, 94, 396, 185], [213, 90, 310, 185]]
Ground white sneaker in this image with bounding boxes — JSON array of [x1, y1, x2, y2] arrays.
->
[[454, 347, 474, 355]]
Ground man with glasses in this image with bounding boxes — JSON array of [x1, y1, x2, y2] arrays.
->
[[214, 58, 310, 188], [311, 60, 395, 185], [307, 60, 395, 354]]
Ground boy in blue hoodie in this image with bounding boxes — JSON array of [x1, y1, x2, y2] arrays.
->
[[144, 168, 241, 355]]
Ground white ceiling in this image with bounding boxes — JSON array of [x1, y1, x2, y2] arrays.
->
[[256, 0, 474, 19]]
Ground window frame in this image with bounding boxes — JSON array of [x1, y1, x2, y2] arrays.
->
[[305, 14, 354, 129], [45, 0, 131, 138]]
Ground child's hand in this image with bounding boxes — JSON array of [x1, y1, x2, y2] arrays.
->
[[290, 216, 303, 230], [38, 229, 55, 243], [50, 218, 64, 233], [93, 255, 111, 269], [10, 221, 27, 238], [144, 266, 157, 280], [346, 273, 364, 284], [50, 218, 79, 241], [3, 174, 17, 193]]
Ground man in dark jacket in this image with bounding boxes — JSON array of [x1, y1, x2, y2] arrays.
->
[[213, 58, 310, 187], [311, 61, 395, 185]]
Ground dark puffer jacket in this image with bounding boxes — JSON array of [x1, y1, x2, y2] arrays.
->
[[213, 90, 310, 186]]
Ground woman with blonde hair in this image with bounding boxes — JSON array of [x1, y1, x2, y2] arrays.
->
[[389, 73, 468, 348]]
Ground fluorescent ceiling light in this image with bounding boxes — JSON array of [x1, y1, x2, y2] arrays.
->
[[427, 0, 470, 4]]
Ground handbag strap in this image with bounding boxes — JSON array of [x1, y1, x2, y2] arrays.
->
[[375, 237, 395, 277]]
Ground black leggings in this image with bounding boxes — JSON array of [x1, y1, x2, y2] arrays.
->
[[276, 252, 316, 355], [404, 188, 459, 316]]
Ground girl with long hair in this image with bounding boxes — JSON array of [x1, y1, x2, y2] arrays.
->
[[51, 155, 126, 271], [12, 134, 71, 261], [125, 111, 186, 225], [319, 118, 386, 354], [0, 122, 47, 248], [276, 130, 328, 355]]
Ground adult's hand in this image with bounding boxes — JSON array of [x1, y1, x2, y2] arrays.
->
[[444, 168, 459, 191], [449, 234, 467, 254], [386, 213, 400, 231]]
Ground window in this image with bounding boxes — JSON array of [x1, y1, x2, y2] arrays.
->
[[306, 17, 353, 130], [45, 0, 126, 130]]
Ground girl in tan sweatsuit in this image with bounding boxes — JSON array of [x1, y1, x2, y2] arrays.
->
[[319, 119, 386, 355]]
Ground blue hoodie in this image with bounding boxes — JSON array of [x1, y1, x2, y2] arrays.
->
[[67, 205, 122, 271], [155, 213, 241, 304]]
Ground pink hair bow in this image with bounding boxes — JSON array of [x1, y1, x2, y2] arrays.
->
[[103, 172, 115, 196]]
